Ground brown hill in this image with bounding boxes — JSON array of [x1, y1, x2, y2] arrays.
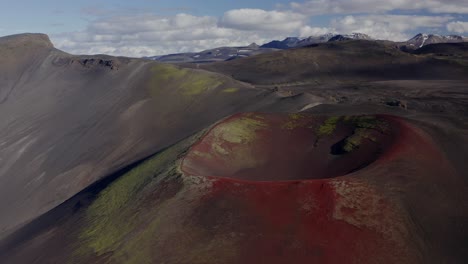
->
[[200, 40, 468, 85], [414, 42, 468, 56]]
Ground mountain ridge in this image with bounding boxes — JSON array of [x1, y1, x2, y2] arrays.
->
[[0, 33, 54, 49], [261, 32, 467, 50], [148, 32, 468, 63]]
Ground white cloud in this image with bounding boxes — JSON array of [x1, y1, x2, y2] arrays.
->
[[221, 9, 306, 32], [291, 0, 468, 15], [330, 15, 453, 41], [299, 26, 334, 37], [447, 21, 468, 34], [51, 12, 297, 57], [86, 13, 217, 36], [47, 2, 468, 57]]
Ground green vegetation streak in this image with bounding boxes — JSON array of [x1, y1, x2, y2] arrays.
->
[[149, 64, 223, 96], [317, 115, 389, 153], [317, 116, 341, 136], [342, 116, 388, 153], [78, 140, 186, 257], [222, 87, 239, 93], [282, 113, 309, 130]]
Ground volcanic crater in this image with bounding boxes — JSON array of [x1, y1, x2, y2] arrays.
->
[[181, 113, 398, 181]]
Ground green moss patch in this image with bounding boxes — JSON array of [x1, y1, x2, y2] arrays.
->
[[282, 113, 309, 130], [222, 87, 239, 93], [79, 150, 174, 255], [317, 115, 389, 153], [344, 116, 387, 130], [341, 116, 389, 153], [213, 115, 268, 145], [77, 135, 198, 258], [181, 75, 222, 96], [317, 116, 341, 136], [149, 64, 224, 97]]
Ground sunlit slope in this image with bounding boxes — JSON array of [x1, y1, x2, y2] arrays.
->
[[0, 34, 271, 239]]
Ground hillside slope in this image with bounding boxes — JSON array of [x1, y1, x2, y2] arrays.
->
[[201, 40, 468, 85], [0, 33, 279, 239]]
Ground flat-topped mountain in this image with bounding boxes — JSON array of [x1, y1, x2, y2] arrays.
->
[[0, 33, 54, 49]]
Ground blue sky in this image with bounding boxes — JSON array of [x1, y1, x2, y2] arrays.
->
[[0, 0, 292, 34], [1, 0, 467, 57]]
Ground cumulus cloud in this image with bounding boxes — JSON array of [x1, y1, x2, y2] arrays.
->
[[48, 2, 468, 57], [299, 26, 335, 37], [291, 0, 468, 15], [330, 15, 453, 41], [51, 11, 299, 57], [221, 9, 306, 32], [447, 21, 468, 34]]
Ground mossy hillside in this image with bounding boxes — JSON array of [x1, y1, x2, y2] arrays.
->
[[181, 76, 223, 96], [213, 114, 268, 145], [79, 150, 176, 255], [342, 116, 389, 152], [76, 129, 242, 263], [221, 87, 239, 93], [78, 134, 199, 258], [209, 114, 269, 169], [317, 116, 341, 136], [342, 129, 377, 152], [151, 64, 187, 81], [344, 115, 388, 130], [282, 113, 310, 130], [149, 64, 224, 97], [112, 195, 240, 264], [317, 115, 389, 153]]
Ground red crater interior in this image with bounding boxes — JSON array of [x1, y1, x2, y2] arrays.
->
[[173, 113, 452, 263], [182, 113, 398, 181]]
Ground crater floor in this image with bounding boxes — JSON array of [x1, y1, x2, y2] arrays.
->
[[182, 113, 398, 181]]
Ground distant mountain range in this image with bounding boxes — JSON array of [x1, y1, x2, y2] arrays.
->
[[147, 33, 468, 63], [145, 43, 276, 63], [262, 33, 468, 50], [402, 33, 468, 49], [261, 33, 372, 49]]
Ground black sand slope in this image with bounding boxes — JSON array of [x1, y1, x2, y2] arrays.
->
[[0, 33, 279, 239]]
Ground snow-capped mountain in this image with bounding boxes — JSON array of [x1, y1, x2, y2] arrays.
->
[[145, 32, 468, 63], [261, 33, 372, 49], [260, 37, 304, 49], [291, 33, 335, 47], [406, 33, 467, 48], [146, 43, 277, 63], [328, 33, 373, 42]]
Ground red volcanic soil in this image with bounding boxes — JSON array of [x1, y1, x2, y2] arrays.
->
[[193, 177, 415, 263], [0, 112, 461, 263], [178, 113, 456, 263], [182, 113, 397, 181]]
